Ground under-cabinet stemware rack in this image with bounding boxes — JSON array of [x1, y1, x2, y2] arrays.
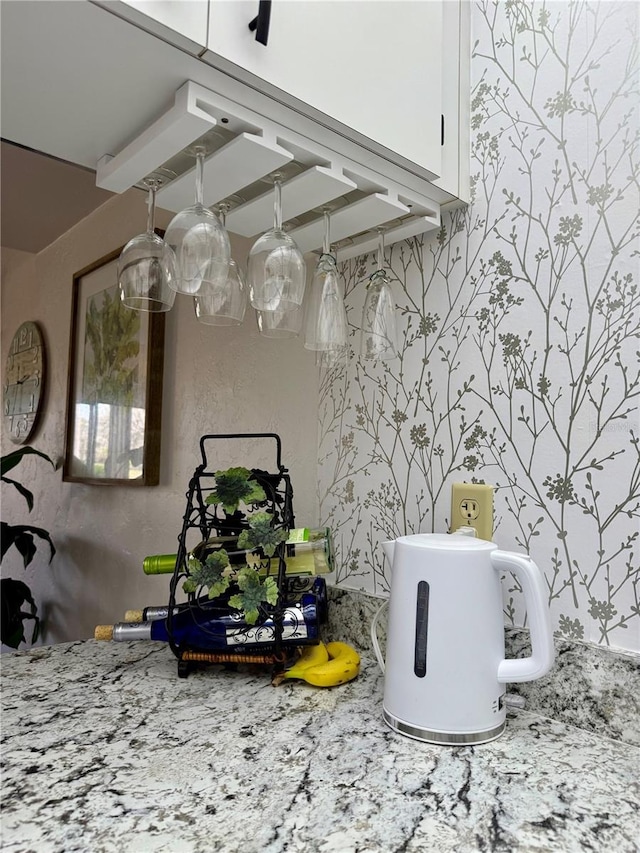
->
[[96, 80, 441, 261]]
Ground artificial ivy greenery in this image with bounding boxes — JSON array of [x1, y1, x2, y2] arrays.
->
[[237, 511, 289, 557], [183, 549, 233, 599], [228, 567, 279, 626], [183, 505, 289, 625], [205, 467, 266, 515]]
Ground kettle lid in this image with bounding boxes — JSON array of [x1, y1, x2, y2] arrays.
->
[[396, 533, 495, 551]]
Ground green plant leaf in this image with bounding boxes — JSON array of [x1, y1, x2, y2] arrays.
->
[[262, 575, 279, 606], [228, 566, 279, 625], [1, 577, 39, 648], [1, 522, 56, 566], [12, 531, 36, 567], [182, 549, 234, 599], [204, 467, 267, 515], [1, 449, 54, 647], [1, 476, 34, 511], [1, 447, 55, 477], [228, 593, 247, 615], [237, 512, 289, 557]]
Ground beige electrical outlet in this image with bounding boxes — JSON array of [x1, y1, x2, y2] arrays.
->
[[450, 482, 494, 541]]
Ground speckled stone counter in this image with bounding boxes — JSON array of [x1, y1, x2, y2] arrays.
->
[[2, 639, 639, 853]]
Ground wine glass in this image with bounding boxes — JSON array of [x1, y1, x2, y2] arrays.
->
[[360, 231, 398, 361], [194, 205, 247, 326], [164, 145, 230, 295], [118, 177, 177, 312], [303, 210, 348, 355], [248, 173, 306, 312], [255, 304, 303, 338]]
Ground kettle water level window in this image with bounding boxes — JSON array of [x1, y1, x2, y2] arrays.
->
[[414, 580, 429, 678]]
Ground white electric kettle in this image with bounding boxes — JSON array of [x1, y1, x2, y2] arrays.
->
[[378, 534, 554, 745]]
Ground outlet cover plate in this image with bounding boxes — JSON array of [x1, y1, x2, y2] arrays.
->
[[450, 482, 494, 541]]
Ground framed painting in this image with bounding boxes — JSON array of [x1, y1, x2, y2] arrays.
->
[[63, 247, 165, 485]]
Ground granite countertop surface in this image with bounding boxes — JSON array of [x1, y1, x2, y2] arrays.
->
[[1, 640, 639, 853]]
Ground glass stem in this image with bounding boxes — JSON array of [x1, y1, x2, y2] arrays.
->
[[323, 210, 331, 255], [147, 185, 157, 235], [273, 177, 283, 230], [195, 149, 205, 206], [377, 231, 384, 272]]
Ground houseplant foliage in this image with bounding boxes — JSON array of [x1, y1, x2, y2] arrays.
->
[[1, 446, 56, 648]]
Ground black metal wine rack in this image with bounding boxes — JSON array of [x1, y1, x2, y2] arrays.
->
[[167, 433, 301, 677]]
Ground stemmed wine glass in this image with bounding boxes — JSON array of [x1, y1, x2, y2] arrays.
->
[[194, 204, 247, 326], [164, 145, 230, 295], [359, 230, 398, 361], [248, 173, 306, 312], [303, 210, 348, 356], [118, 176, 177, 312], [255, 303, 304, 338]]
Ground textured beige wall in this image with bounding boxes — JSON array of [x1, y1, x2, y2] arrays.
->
[[1, 189, 319, 646]]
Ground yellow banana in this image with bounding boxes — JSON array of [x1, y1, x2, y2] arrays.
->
[[299, 641, 360, 687], [325, 642, 360, 666], [283, 642, 329, 680]]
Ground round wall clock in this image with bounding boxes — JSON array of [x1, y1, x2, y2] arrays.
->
[[3, 321, 46, 445]]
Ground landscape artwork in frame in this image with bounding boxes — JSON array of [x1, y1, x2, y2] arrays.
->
[[63, 247, 165, 485]]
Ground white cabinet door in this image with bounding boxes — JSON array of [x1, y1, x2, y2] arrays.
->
[[205, 1, 443, 179], [93, 0, 209, 53], [434, 0, 470, 202]]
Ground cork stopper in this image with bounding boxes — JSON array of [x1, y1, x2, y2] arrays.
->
[[124, 610, 143, 623], [94, 625, 114, 641]]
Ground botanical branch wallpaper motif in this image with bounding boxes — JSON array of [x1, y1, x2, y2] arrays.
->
[[318, 0, 640, 651]]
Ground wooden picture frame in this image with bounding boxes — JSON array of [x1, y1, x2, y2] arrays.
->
[[63, 246, 165, 485]]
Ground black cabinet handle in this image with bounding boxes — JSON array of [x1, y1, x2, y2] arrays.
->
[[248, 1, 272, 46]]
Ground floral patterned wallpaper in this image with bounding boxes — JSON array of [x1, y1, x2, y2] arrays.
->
[[318, 0, 640, 651]]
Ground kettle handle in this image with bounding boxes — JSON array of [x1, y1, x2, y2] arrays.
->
[[491, 550, 555, 683]]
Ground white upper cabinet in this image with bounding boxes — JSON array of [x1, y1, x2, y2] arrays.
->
[[2, 0, 469, 259], [88, 0, 468, 202], [204, 1, 443, 181], [433, 0, 470, 203], [94, 0, 209, 53]]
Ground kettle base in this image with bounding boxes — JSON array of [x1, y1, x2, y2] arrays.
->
[[383, 710, 506, 746]]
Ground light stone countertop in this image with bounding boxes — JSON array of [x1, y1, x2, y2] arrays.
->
[[1, 639, 639, 853]]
